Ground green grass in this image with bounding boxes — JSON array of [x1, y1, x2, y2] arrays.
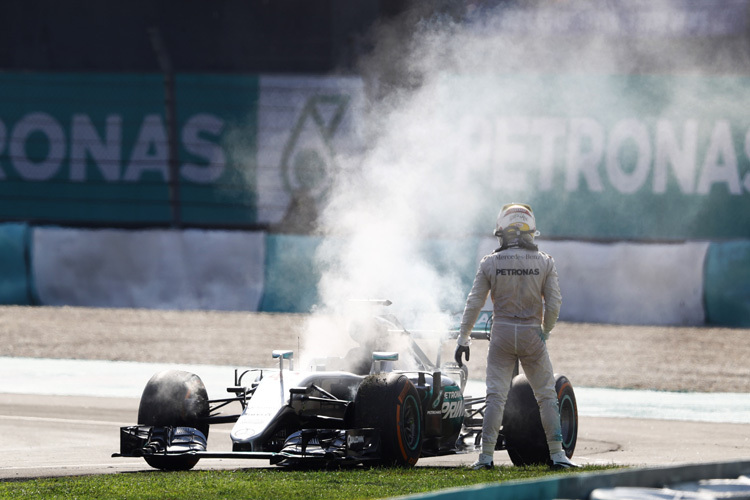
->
[[0, 465, 618, 500]]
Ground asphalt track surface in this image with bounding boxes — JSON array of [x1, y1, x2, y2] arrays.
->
[[2, 307, 750, 480], [3, 390, 750, 480]]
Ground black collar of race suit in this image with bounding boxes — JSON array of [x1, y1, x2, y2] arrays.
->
[[494, 240, 539, 253], [494, 227, 539, 253]]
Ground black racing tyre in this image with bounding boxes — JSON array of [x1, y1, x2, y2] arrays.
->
[[354, 373, 423, 466], [502, 374, 578, 466], [137, 370, 210, 471], [556, 375, 579, 458]]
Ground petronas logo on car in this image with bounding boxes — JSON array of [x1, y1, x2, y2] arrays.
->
[[442, 389, 464, 419]]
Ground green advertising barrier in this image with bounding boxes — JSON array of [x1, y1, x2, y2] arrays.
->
[[0, 72, 258, 227], [0, 223, 32, 305], [704, 241, 750, 327], [260, 234, 323, 313], [255, 73, 750, 241], [3, 72, 750, 241], [437, 74, 750, 240]]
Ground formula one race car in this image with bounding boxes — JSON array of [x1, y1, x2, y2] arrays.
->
[[113, 301, 578, 470]]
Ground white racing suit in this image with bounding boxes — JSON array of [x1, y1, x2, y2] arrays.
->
[[457, 245, 563, 457]]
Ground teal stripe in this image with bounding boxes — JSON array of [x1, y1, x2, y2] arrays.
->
[[0, 223, 32, 305], [260, 234, 323, 313], [704, 241, 750, 327]]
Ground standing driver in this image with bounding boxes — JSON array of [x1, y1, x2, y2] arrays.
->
[[454, 203, 578, 470]]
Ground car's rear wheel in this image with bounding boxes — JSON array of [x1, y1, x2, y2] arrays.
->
[[137, 370, 210, 470], [556, 375, 578, 456], [354, 373, 422, 466], [502, 373, 578, 466]]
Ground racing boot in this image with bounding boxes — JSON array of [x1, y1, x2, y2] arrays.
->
[[470, 453, 494, 470], [550, 450, 579, 469]]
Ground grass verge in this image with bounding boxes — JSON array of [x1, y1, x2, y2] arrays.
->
[[0, 465, 618, 500]]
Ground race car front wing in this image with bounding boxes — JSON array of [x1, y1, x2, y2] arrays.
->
[[113, 425, 382, 465]]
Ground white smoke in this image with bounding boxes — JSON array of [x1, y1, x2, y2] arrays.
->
[[299, 9, 494, 368], [298, 1, 744, 366]]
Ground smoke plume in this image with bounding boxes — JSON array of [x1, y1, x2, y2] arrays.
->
[[299, 1, 745, 367]]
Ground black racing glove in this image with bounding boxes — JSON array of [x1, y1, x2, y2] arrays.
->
[[454, 345, 470, 367]]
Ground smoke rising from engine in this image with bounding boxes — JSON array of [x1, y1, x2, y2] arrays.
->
[[298, 1, 747, 367]]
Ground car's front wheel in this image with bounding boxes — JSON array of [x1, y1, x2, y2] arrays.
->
[[137, 370, 210, 470]]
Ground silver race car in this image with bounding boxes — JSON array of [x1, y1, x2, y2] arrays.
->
[[113, 301, 578, 470]]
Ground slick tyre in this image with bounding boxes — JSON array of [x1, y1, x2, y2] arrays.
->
[[556, 375, 579, 458], [502, 374, 578, 466], [137, 370, 210, 471], [354, 373, 423, 467]]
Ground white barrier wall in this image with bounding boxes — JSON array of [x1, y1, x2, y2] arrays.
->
[[32, 227, 709, 325], [32, 228, 266, 311], [475, 238, 709, 326]]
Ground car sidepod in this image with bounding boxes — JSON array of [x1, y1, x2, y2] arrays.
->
[[411, 372, 464, 456]]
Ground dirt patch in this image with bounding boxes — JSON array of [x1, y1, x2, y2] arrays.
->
[[2, 305, 749, 393]]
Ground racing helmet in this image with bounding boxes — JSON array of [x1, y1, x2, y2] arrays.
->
[[494, 203, 540, 247]]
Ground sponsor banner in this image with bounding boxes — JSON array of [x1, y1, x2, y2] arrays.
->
[[3, 72, 750, 241], [256, 75, 365, 228], [256, 74, 750, 241], [32, 227, 265, 310], [442, 74, 750, 240], [473, 237, 709, 326], [0, 72, 259, 226], [175, 74, 259, 226]]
